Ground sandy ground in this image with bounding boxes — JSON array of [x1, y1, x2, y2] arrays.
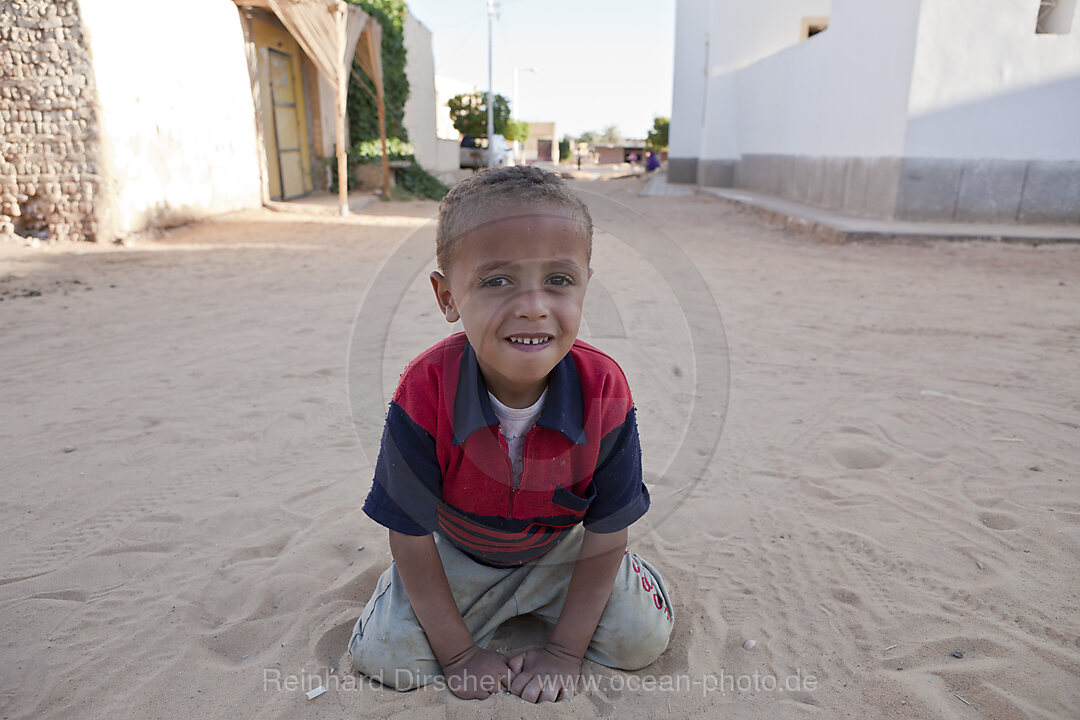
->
[[1, 179, 1078, 719]]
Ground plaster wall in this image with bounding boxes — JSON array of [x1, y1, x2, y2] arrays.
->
[[708, 0, 834, 71], [735, 0, 921, 158], [670, 0, 832, 183], [403, 13, 448, 177], [904, 0, 1080, 160], [702, 0, 831, 158], [79, 0, 262, 238], [669, 0, 709, 169]]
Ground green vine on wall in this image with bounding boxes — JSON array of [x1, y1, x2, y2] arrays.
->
[[341, 0, 449, 200], [346, 0, 408, 143]]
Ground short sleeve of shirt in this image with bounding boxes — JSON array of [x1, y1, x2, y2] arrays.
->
[[582, 406, 650, 533], [362, 401, 442, 535]]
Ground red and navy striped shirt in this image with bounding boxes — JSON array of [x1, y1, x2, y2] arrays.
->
[[363, 332, 649, 567]]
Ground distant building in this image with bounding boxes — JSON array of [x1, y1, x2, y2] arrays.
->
[[595, 142, 647, 165], [670, 0, 1080, 223], [522, 122, 559, 164]]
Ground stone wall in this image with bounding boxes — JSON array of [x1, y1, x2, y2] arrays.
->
[[0, 0, 100, 242]]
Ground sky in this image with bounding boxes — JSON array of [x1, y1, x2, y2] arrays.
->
[[404, 0, 676, 140]]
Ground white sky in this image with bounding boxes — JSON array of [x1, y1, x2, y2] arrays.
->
[[404, 0, 676, 140]]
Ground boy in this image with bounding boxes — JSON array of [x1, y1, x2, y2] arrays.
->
[[348, 166, 672, 703]]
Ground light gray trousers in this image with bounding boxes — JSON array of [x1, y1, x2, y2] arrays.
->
[[347, 523, 674, 690]]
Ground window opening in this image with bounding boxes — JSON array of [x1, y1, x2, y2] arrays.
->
[[1037, 0, 1076, 33], [801, 17, 829, 40]]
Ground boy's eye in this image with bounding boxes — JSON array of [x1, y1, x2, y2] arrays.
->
[[479, 276, 510, 288], [547, 274, 574, 286]]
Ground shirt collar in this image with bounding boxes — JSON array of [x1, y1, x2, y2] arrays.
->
[[453, 340, 587, 446]]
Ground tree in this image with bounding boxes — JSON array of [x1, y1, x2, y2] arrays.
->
[[646, 117, 669, 151], [558, 137, 571, 162], [599, 124, 624, 146], [576, 130, 601, 149], [447, 92, 512, 137], [504, 119, 530, 145]]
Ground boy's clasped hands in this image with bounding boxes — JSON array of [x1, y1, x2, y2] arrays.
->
[[442, 642, 582, 702]]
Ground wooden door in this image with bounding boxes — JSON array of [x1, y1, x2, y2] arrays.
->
[[268, 49, 305, 200]]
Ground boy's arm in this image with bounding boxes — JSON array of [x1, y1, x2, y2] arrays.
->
[[388, 530, 513, 699], [508, 527, 628, 703]]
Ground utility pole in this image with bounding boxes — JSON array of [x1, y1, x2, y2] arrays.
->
[[487, 0, 495, 167]]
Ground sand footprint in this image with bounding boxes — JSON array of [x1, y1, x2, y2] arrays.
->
[[829, 440, 892, 470], [977, 511, 1020, 531]]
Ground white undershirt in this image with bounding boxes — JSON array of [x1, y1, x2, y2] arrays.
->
[[488, 389, 547, 483]]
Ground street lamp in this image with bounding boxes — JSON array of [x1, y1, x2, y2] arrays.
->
[[512, 66, 535, 163], [487, 0, 496, 167]]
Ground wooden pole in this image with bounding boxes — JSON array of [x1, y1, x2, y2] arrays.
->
[[377, 88, 390, 198], [337, 93, 348, 215], [337, 5, 349, 216]]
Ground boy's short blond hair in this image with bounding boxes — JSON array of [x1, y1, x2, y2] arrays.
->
[[435, 165, 593, 272]]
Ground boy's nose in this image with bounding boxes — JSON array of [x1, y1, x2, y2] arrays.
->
[[514, 289, 549, 319]]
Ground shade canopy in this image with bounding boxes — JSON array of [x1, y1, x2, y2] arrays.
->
[[235, 0, 390, 213]]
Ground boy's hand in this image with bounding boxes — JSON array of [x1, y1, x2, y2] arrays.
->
[[441, 644, 513, 700], [504, 527, 627, 703], [507, 644, 582, 702]]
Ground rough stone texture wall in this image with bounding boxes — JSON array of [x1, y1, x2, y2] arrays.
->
[[0, 0, 100, 242]]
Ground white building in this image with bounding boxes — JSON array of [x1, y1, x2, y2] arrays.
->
[[402, 18, 463, 183], [1, 0, 455, 242], [669, 0, 1080, 223]]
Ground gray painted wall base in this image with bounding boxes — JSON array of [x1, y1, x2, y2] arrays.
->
[[669, 154, 1080, 224], [667, 158, 698, 184], [699, 159, 735, 188]]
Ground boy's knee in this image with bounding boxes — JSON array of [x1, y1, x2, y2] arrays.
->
[[605, 619, 673, 671], [587, 608, 674, 671], [347, 619, 441, 690]]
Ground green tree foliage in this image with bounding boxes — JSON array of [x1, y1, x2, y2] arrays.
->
[[347, 0, 409, 142], [396, 161, 449, 199], [558, 137, 571, 162], [447, 92, 512, 137], [646, 117, 669, 151], [504, 119, 530, 145]]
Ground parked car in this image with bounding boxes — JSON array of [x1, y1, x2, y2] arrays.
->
[[460, 134, 513, 169]]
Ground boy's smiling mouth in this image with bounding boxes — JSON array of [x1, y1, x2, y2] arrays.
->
[[506, 334, 554, 349]]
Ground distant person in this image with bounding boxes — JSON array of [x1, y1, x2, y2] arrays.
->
[[646, 151, 660, 174], [347, 166, 673, 703]]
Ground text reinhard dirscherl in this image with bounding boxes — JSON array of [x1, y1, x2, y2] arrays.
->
[[263, 667, 818, 698]]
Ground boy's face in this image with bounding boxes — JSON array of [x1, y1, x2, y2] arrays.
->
[[430, 211, 592, 408]]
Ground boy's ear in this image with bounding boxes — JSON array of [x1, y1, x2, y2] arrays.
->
[[429, 271, 460, 323]]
